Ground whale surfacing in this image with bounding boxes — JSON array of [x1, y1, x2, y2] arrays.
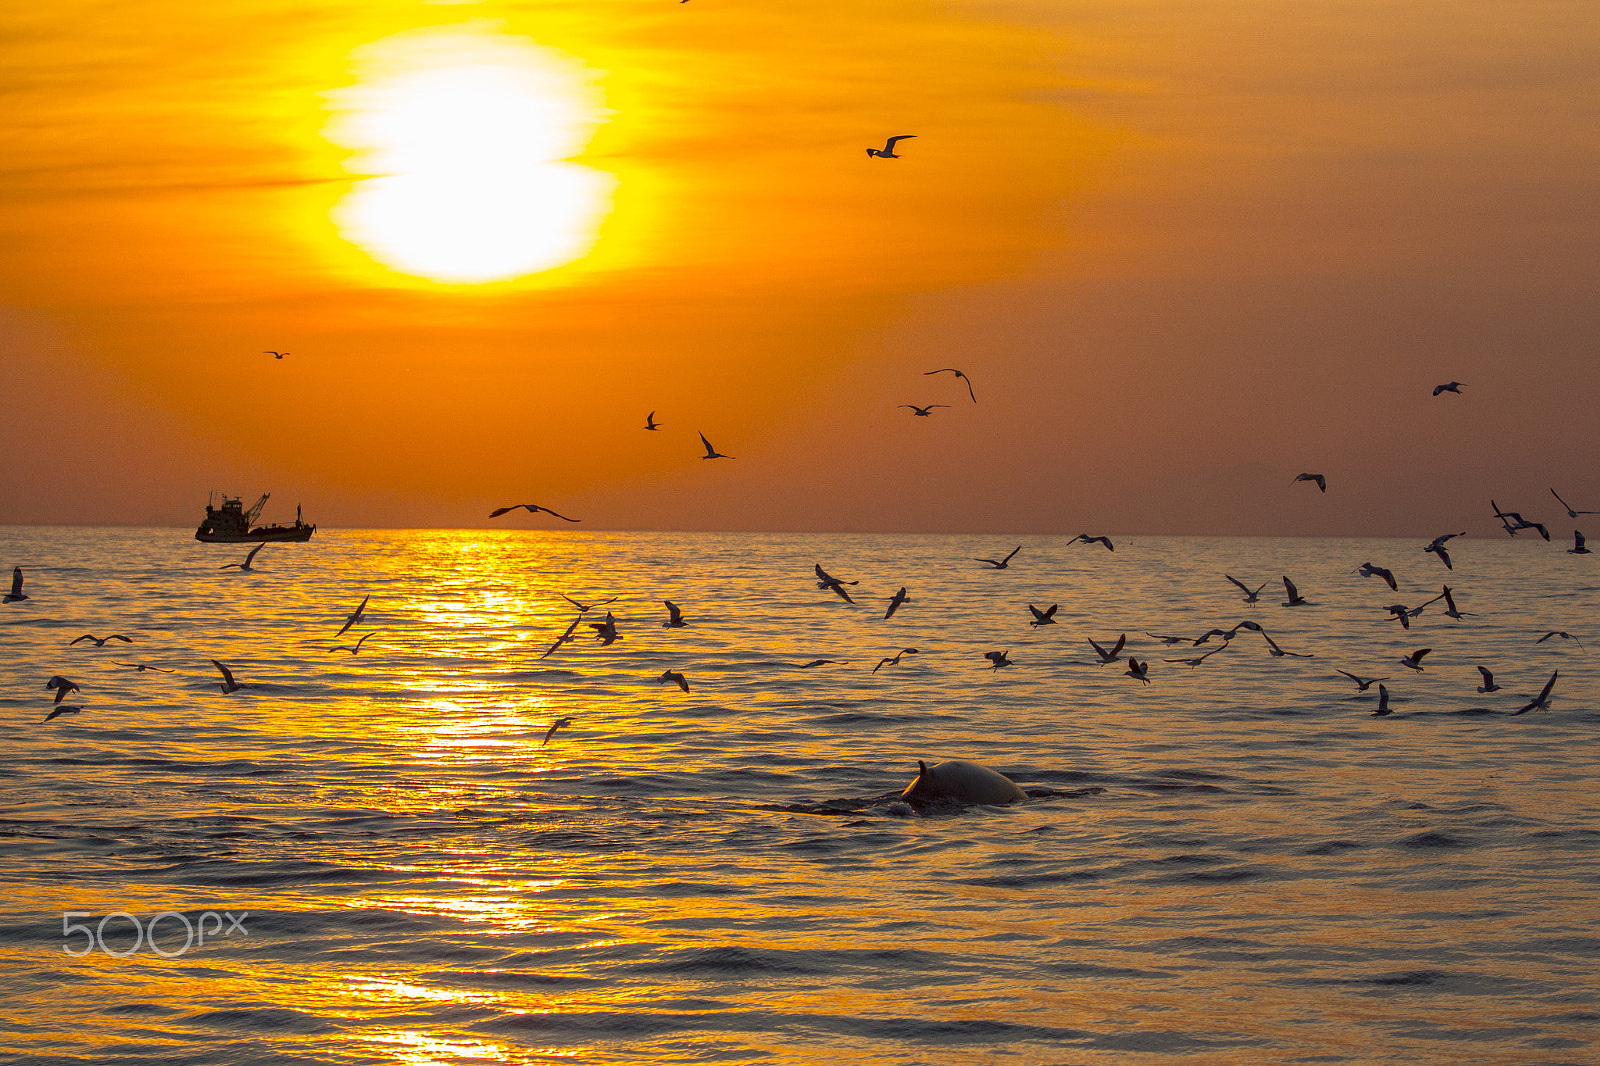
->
[[901, 759, 1028, 808]]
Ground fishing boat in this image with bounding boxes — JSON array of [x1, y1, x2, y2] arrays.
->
[[194, 493, 315, 543]]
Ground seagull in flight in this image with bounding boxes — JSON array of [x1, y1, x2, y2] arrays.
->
[[984, 650, 1014, 670], [1438, 586, 1473, 619], [814, 563, 858, 603], [644, 411, 661, 431], [1143, 632, 1190, 645], [1293, 473, 1327, 492], [488, 503, 580, 522], [1491, 500, 1549, 540], [899, 405, 950, 417], [1192, 628, 1236, 646], [1569, 530, 1590, 555], [43, 705, 84, 723], [1476, 666, 1501, 693], [1511, 671, 1558, 715], [220, 544, 266, 571], [1280, 576, 1312, 607], [1260, 631, 1313, 658], [658, 670, 691, 692], [1336, 670, 1389, 691], [1124, 658, 1151, 684], [975, 546, 1021, 569], [335, 595, 370, 637], [265, 350, 288, 360], [872, 648, 919, 673], [1087, 633, 1126, 664], [661, 601, 689, 628], [210, 659, 244, 693], [1424, 533, 1465, 570], [1535, 630, 1583, 649], [112, 661, 175, 672], [327, 631, 377, 654], [698, 432, 734, 459], [1164, 644, 1231, 668], [1371, 684, 1394, 716], [1432, 381, 1466, 396], [46, 676, 80, 703], [1399, 648, 1431, 671], [884, 587, 911, 620], [1225, 574, 1267, 604], [1383, 604, 1416, 630], [541, 716, 575, 746], [1069, 534, 1115, 551], [4, 566, 28, 603], [560, 594, 618, 614], [539, 616, 584, 659], [589, 611, 621, 645], [797, 659, 849, 668], [1354, 563, 1398, 591], [69, 634, 133, 647], [923, 367, 977, 402], [1550, 488, 1597, 518], [867, 134, 916, 158], [1028, 604, 1058, 626]]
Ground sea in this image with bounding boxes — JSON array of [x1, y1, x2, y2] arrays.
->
[[1, 526, 1596, 1065]]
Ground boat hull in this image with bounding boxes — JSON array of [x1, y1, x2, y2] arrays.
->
[[195, 524, 316, 543]]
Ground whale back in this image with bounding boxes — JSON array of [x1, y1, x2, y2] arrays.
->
[[901, 759, 1028, 807]]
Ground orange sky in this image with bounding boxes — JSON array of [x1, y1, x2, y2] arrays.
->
[[2, 0, 1597, 536]]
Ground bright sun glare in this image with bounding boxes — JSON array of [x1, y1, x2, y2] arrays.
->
[[326, 27, 615, 284]]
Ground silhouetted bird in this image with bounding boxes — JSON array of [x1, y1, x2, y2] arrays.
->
[[872, 648, 918, 673], [1512, 672, 1558, 715], [335, 596, 370, 637], [542, 717, 575, 746], [220, 544, 265, 571], [43, 706, 83, 723], [1087, 634, 1126, 664], [975, 546, 1021, 569], [1225, 574, 1267, 603], [1070, 534, 1115, 551], [867, 135, 916, 158], [1399, 648, 1431, 671], [1535, 630, 1583, 649], [46, 675, 80, 703], [1432, 381, 1465, 396], [4, 567, 28, 603], [814, 563, 858, 603], [1355, 563, 1398, 591], [1028, 604, 1058, 626], [698, 432, 734, 459], [1281, 576, 1311, 606], [662, 601, 688, 628], [1476, 666, 1500, 693], [210, 660, 243, 693], [923, 367, 976, 402], [1424, 532, 1464, 570], [884, 587, 911, 620], [985, 650, 1013, 670], [645, 411, 661, 431], [1550, 488, 1597, 518], [1293, 473, 1327, 492], [1569, 531, 1590, 555], [899, 405, 949, 417], [1371, 684, 1393, 716], [1124, 658, 1150, 684], [327, 632, 377, 654], [489, 504, 580, 522], [68, 634, 132, 647], [1336, 670, 1388, 691], [658, 670, 690, 692]]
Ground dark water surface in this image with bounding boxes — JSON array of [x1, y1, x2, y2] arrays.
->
[[2, 527, 1597, 1064]]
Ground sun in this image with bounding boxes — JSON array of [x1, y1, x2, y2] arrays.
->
[[325, 27, 616, 284]]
